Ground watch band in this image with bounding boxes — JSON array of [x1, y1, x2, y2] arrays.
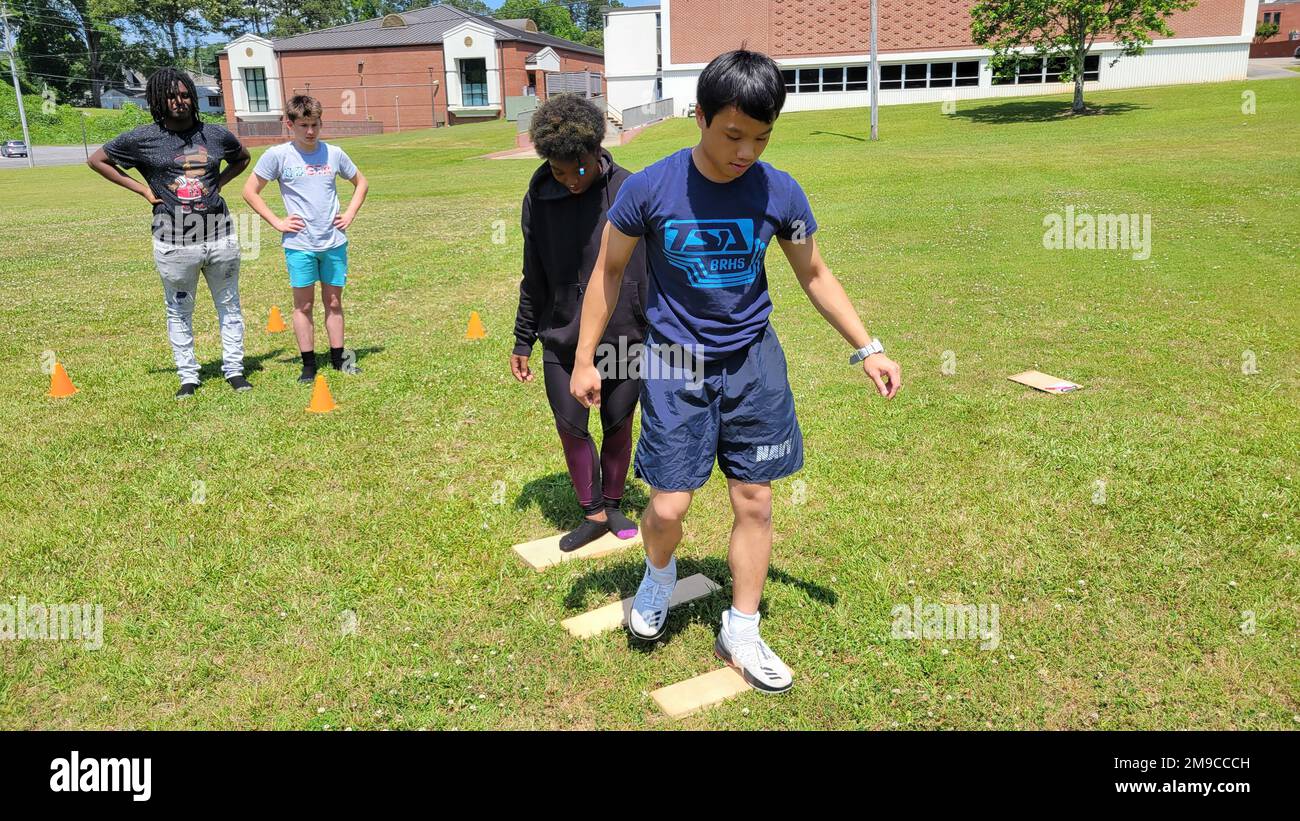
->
[[849, 338, 884, 365]]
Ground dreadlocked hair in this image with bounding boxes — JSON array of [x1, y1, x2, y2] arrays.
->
[[146, 67, 200, 126]]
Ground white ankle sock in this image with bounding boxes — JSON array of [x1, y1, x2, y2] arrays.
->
[[646, 555, 676, 584], [728, 606, 760, 636]]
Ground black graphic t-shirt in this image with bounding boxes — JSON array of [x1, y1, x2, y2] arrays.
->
[[103, 121, 245, 244]]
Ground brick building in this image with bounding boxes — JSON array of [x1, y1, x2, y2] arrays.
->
[[1252, 0, 1300, 56], [216, 4, 604, 143], [605, 0, 1262, 117]]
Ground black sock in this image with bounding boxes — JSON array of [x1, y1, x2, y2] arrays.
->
[[330, 347, 345, 369], [301, 350, 317, 371], [604, 499, 638, 538], [559, 518, 610, 553]]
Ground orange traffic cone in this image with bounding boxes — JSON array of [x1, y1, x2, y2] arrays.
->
[[465, 311, 486, 340], [47, 362, 78, 398], [267, 306, 287, 333], [306, 374, 336, 413]]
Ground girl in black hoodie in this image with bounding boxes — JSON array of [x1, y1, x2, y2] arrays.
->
[[511, 95, 650, 551]]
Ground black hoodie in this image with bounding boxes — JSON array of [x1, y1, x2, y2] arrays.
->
[[513, 147, 649, 366]]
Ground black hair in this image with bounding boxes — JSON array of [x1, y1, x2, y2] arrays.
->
[[146, 67, 200, 126], [696, 49, 786, 126], [528, 94, 605, 163]]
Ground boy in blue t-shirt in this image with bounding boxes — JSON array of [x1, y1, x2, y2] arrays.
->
[[570, 50, 902, 693], [243, 95, 369, 382]]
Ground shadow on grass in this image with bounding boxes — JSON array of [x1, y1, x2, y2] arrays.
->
[[145, 345, 385, 380], [564, 555, 838, 654], [271, 344, 386, 366], [949, 99, 1146, 124], [515, 472, 649, 531], [146, 347, 281, 379], [810, 130, 867, 142]]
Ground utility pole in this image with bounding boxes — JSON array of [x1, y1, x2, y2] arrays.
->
[[869, 0, 878, 141], [1, 2, 35, 167]]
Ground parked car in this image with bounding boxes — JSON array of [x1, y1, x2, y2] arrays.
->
[[1, 140, 28, 158]]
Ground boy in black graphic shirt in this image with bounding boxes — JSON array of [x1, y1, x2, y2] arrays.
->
[[88, 67, 252, 398]]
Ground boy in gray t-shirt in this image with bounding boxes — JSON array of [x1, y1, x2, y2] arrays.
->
[[244, 95, 369, 383]]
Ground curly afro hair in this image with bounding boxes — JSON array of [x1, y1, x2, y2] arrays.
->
[[528, 94, 606, 162]]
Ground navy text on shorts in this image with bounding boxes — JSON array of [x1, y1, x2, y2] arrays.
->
[[633, 322, 803, 491]]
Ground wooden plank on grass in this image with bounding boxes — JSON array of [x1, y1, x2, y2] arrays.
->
[[512, 529, 642, 572], [651, 667, 750, 718], [1007, 369, 1081, 394], [561, 573, 721, 639]]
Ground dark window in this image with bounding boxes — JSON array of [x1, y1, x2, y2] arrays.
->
[[929, 62, 954, 87], [208, 96, 221, 107], [1012, 56, 1042, 84], [991, 58, 1015, 85], [822, 66, 844, 91], [1045, 56, 1068, 83], [242, 67, 268, 112], [460, 58, 487, 106], [797, 67, 820, 92], [846, 65, 869, 90], [880, 64, 902, 90], [955, 60, 979, 86], [781, 69, 796, 92], [1083, 54, 1100, 81], [904, 62, 928, 89]]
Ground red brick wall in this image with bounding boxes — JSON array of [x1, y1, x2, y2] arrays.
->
[[220, 39, 605, 133], [501, 44, 606, 102], [502, 42, 538, 100], [671, 0, 1250, 62], [1252, 2, 1300, 56], [216, 53, 237, 128], [277, 45, 448, 131]]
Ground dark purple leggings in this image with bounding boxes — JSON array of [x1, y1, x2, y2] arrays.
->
[[543, 359, 639, 515]]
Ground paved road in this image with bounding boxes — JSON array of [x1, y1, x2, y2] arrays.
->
[[1247, 57, 1300, 80], [0, 144, 100, 170]]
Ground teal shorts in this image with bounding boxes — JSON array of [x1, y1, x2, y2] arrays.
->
[[285, 243, 348, 288]]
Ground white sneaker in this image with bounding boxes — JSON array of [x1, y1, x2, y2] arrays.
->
[[715, 610, 794, 694], [627, 561, 676, 641]]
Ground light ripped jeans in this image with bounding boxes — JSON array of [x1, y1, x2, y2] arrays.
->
[[152, 235, 245, 384]]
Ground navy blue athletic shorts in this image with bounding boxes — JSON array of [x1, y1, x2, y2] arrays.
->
[[633, 323, 803, 491]]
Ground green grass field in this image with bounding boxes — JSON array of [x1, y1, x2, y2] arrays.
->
[[1, 78, 1296, 730]]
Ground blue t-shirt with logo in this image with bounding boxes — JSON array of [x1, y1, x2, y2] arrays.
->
[[606, 147, 817, 361]]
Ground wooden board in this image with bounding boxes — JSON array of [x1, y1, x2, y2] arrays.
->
[[1007, 369, 1081, 394], [512, 529, 642, 572], [651, 667, 750, 718], [561, 574, 722, 639]]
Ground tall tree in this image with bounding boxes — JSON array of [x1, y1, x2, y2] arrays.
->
[[14, 0, 82, 98], [441, 0, 491, 15], [11, 0, 124, 107], [203, 0, 281, 37], [569, 0, 622, 33], [266, 0, 419, 37], [130, 0, 206, 61], [971, 0, 1197, 114], [494, 0, 582, 43]]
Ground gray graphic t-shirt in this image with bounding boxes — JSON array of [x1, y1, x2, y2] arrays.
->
[[252, 141, 358, 252], [102, 121, 245, 244]]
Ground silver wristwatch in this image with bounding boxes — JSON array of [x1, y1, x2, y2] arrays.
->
[[849, 338, 885, 365]]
